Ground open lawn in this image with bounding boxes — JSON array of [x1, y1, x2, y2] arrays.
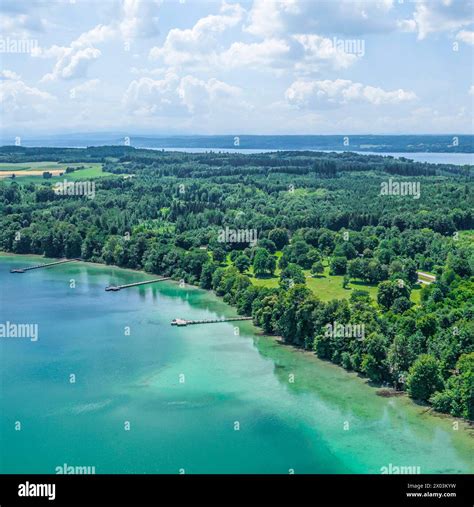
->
[[248, 259, 422, 304]]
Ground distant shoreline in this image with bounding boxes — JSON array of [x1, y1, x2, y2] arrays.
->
[[1, 134, 473, 157], [1, 145, 473, 165]]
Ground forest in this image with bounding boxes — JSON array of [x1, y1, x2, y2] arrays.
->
[[0, 146, 472, 420]]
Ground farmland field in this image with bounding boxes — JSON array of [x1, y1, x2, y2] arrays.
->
[[0, 162, 113, 181]]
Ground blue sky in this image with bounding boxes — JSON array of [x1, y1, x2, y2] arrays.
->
[[0, 0, 473, 136]]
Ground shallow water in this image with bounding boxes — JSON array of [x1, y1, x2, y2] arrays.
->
[[0, 255, 472, 474]]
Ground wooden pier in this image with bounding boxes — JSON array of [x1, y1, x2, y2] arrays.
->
[[10, 258, 79, 273], [105, 277, 171, 291], [171, 316, 253, 327]]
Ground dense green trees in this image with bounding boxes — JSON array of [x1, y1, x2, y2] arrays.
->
[[406, 354, 444, 402], [235, 254, 251, 273], [430, 352, 474, 419], [280, 263, 306, 290], [329, 256, 347, 275], [253, 248, 276, 277], [268, 228, 289, 249], [0, 145, 472, 420]]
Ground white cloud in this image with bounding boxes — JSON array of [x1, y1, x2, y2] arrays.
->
[[70, 79, 101, 98], [409, 0, 473, 40], [123, 73, 242, 116], [456, 30, 474, 45], [285, 79, 417, 107], [41, 46, 102, 82], [122, 73, 182, 116], [469, 85, 474, 95], [397, 19, 417, 33], [0, 0, 46, 38], [245, 0, 395, 38], [244, 0, 298, 38], [0, 73, 55, 120], [178, 75, 241, 113], [149, 2, 245, 66], [204, 32, 360, 73], [0, 69, 21, 80], [30, 0, 162, 83], [220, 38, 290, 67], [119, 0, 162, 39], [293, 34, 359, 72], [32, 24, 116, 81]]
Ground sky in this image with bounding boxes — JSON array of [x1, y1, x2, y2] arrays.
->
[[0, 0, 473, 137]]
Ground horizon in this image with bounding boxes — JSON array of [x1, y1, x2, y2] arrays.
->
[[2, 132, 474, 138]]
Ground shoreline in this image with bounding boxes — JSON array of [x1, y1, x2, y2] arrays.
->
[[1, 250, 472, 432]]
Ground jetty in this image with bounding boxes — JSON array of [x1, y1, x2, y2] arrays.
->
[[105, 277, 171, 291], [10, 258, 79, 273], [171, 316, 253, 327]]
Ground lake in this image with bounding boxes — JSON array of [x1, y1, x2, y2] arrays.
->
[[0, 255, 472, 474]]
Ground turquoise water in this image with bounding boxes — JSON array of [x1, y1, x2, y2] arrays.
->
[[0, 255, 472, 474]]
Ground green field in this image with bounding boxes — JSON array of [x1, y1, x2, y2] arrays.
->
[[0, 161, 64, 171], [245, 256, 422, 303], [0, 162, 114, 183], [250, 264, 378, 301], [63, 166, 113, 179]]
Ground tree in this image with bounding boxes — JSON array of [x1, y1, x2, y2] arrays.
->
[[377, 280, 411, 310], [404, 259, 419, 285], [388, 334, 414, 388], [200, 261, 217, 289], [266, 254, 277, 275], [234, 254, 251, 273], [448, 254, 472, 278], [258, 238, 277, 253], [275, 285, 312, 345], [279, 263, 305, 290], [334, 241, 357, 259], [212, 246, 226, 264], [186, 249, 210, 279], [268, 228, 289, 250], [253, 248, 271, 277], [329, 256, 347, 275], [406, 354, 444, 402], [391, 296, 412, 314], [342, 274, 350, 289], [311, 261, 324, 276], [361, 333, 390, 383], [430, 352, 474, 420]]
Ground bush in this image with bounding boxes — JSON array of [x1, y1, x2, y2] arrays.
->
[[406, 354, 444, 402]]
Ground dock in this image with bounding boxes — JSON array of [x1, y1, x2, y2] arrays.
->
[[10, 258, 79, 273], [105, 277, 171, 291], [171, 316, 253, 327]]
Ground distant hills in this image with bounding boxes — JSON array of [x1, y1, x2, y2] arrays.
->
[[0, 134, 473, 152]]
